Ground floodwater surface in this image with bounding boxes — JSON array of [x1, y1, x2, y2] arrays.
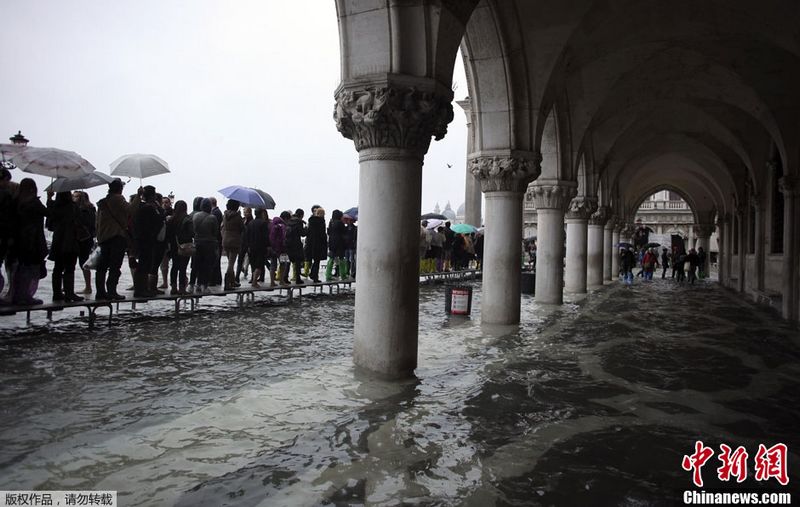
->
[[1, 278, 799, 506]]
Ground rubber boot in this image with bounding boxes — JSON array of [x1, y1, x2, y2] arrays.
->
[[339, 259, 349, 280], [325, 257, 335, 282], [303, 261, 311, 278], [133, 271, 153, 298], [52, 268, 64, 301], [224, 271, 235, 291]]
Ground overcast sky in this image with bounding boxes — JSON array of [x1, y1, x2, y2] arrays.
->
[[2, 0, 471, 217]]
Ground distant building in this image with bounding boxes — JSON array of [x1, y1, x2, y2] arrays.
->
[[635, 190, 718, 254]]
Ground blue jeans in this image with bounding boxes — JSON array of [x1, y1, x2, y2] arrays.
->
[[623, 271, 633, 285]]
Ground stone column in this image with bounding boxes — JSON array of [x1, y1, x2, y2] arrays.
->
[[587, 207, 609, 288], [471, 154, 541, 324], [611, 224, 622, 280], [457, 99, 482, 228], [335, 83, 453, 379], [716, 215, 728, 285], [736, 204, 746, 292], [694, 224, 715, 277], [779, 176, 799, 321], [603, 216, 616, 281], [564, 198, 597, 293], [530, 180, 577, 304], [723, 216, 733, 288]]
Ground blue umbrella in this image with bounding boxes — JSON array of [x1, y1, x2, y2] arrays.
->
[[344, 206, 358, 220], [218, 186, 276, 209]]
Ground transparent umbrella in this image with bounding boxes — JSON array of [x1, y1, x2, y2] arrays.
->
[[110, 153, 170, 186], [11, 146, 96, 178]]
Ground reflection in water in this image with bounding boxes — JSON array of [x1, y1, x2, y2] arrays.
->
[[1, 280, 799, 505]]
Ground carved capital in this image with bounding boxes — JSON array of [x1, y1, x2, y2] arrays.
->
[[470, 154, 542, 193], [334, 84, 454, 153], [694, 223, 716, 239], [589, 206, 610, 226], [565, 197, 598, 220], [779, 176, 799, 197], [604, 215, 619, 230], [619, 223, 636, 238], [528, 181, 578, 211]]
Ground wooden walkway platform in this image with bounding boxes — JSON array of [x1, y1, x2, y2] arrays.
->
[[0, 269, 482, 328]]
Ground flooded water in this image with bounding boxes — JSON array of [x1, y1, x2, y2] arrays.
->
[[1, 278, 799, 506]]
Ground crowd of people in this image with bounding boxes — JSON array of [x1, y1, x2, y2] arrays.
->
[[419, 220, 483, 273], [618, 245, 708, 286], [0, 171, 365, 305]]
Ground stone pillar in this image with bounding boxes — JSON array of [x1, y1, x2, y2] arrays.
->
[[723, 216, 733, 288], [334, 83, 453, 379], [457, 98, 482, 227], [471, 154, 541, 324], [564, 198, 597, 293], [716, 215, 728, 285], [587, 207, 609, 288], [694, 224, 715, 277], [779, 176, 799, 321], [611, 224, 622, 280], [603, 217, 616, 281], [736, 204, 746, 292], [530, 180, 577, 304]]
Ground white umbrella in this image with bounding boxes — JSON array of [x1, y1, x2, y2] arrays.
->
[[11, 146, 96, 178], [0, 143, 26, 169], [425, 218, 444, 230], [110, 153, 170, 185], [46, 171, 115, 193]]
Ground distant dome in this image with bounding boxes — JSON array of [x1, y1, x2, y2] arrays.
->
[[456, 202, 465, 215], [443, 201, 456, 220]]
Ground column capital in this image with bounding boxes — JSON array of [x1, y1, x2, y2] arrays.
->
[[588, 206, 610, 226], [470, 152, 542, 192], [565, 197, 598, 220], [527, 180, 578, 211], [620, 223, 637, 238], [694, 223, 716, 239], [334, 82, 454, 155], [604, 215, 619, 230], [779, 175, 800, 197]]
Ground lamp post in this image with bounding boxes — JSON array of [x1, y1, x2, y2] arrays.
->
[[9, 131, 29, 145], [1, 131, 29, 170]]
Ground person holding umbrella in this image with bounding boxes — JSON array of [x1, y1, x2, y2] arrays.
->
[[95, 179, 131, 300], [221, 199, 245, 290], [132, 185, 164, 297]]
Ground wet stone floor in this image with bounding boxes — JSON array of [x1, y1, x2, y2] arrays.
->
[[0, 277, 799, 506]]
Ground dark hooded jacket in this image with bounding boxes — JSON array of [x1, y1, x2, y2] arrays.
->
[[306, 215, 327, 261], [327, 211, 346, 258], [285, 215, 307, 262]]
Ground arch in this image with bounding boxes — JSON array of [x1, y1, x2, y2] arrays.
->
[[630, 184, 700, 224]]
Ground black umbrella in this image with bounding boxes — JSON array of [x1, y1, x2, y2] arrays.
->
[[645, 242, 661, 248], [421, 212, 448, 220]]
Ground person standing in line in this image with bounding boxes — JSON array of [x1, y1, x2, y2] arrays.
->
[[187, 196, 204, 293], [9, 179, 48, 305], [303, 204, 320, 277], [95, 179, 130, 301], [73, 191, 96, 295], [192, 198, 219, 294], [133, 186, 164, 297], [285, 208, 307, 285], [306, 207, 327, 283], [343, 214, 357, 280], [236, 207, 254, 285], [47, 191, 84, 302], [165, 200, 193, 295], [209, 196, 223, 287], [221, 199, 245, 290], [0, 169, 18, 303], [430, 226, 444, 272], [325, 209, 346, 282], [158, 195, 173, 290], [148, 192, 168, 295], [442, 221, 455, 272], [270, 211, 290, 286], [245, 208, 270, 288], [419, 221, 431, 274]]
